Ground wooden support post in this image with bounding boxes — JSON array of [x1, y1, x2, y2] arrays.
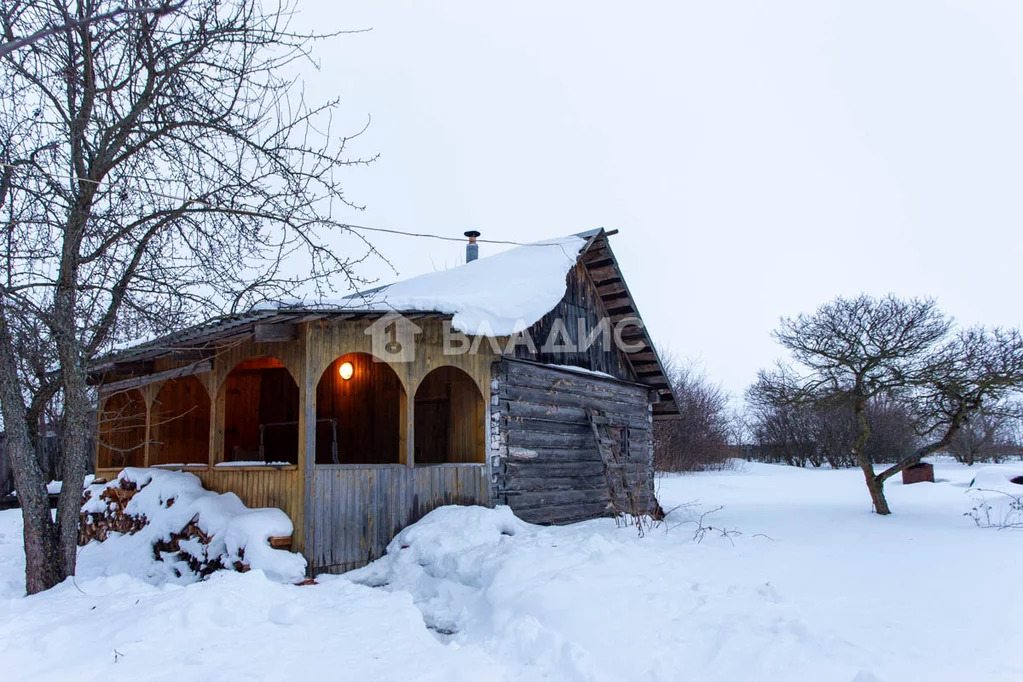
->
[[208, 382, 218, 469], [93, 400, 103, 470], [301, 347, 316, 570], [142, 386, 153, 468], [405, 392, 415, 468]]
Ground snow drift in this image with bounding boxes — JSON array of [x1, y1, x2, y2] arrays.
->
[[965, 465, 1023, 528], [3, 460, 1023, 680], [80, 468, 305, 584]]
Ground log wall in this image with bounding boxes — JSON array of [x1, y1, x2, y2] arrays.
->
[[491, 358, 656, 524]]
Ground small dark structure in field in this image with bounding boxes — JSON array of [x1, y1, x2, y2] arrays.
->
[[902, 462, 935, 485], [91, 229, 680, 573]]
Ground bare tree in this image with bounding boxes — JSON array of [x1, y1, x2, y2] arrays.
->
[[946, 405, 1022, 465], [0, 1, 183, 59], [0, 0, 377, 593], [654, 355, 732, 472], [746, 381, 918, 470], [763, 295, 1023, 514]]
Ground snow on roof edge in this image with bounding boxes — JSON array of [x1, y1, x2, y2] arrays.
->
[[268, 232, 592, 336]]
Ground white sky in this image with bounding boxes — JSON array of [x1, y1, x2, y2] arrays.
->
[[290, 1, 1023, 397]]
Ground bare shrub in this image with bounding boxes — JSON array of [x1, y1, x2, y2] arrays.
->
[[654, 355, 732, 472]]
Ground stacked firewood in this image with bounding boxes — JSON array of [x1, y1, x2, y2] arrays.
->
[[78, 474, 298, 580], [78, 479, 146, 544], [152, 518, 240, 577], [79, 477, 248, 577]]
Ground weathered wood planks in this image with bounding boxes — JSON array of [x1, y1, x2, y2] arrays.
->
[[492, 358, 656, 525], [309, 463, 490, 573]]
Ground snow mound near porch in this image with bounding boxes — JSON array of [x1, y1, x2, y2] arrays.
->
[[347, 505, 538, 632], [79, 468, 305, 584], [348, 505, 638, 679]]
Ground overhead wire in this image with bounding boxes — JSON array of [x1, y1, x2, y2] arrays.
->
[[0, 161, 577, 248]]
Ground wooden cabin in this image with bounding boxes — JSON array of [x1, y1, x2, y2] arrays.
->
[[92, 229, 680, 574]]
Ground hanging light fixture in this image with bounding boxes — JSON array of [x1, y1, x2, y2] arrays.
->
[[339, 361, 354, 381]]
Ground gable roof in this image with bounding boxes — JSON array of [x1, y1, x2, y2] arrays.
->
[[573, 230, 678, 419], [95, 229, 679, 418], [292, 232, 590, 336]]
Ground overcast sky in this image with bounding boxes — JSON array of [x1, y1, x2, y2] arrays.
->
[[290, 1, 1023, 397]]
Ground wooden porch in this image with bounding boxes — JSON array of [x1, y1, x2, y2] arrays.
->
[[94, 317, 495, 573]]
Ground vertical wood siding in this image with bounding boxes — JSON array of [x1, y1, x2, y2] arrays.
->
[[413, 366, 486, 464], [309, 463, 490, 573], [149, 376, 211, 465], [196, 467, 303, 532], [96, 389, 147, 469], [514, 262, 637, 381], [315, 353, 405, 465], [302, 318, 497, 574]]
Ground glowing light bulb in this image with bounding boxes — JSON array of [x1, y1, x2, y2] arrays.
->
[[338, 361, 354, 380]]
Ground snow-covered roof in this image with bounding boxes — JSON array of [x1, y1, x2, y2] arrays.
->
[[270, 233, 589, 335], [94, 228, 680, 418]]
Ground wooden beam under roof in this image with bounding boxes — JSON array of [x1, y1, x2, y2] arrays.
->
[[98, 360, 212, 397], [253, 322, 298, 342]]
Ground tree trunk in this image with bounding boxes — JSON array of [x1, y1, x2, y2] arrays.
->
[[0, 305, 64, 593], [52, 261, 90, 580], [56, 387, 91, 577], [7, 422, 63, 592], [19, 476, 63, 593], [865, 471, 891, 515], [852, 393, 891, 514]]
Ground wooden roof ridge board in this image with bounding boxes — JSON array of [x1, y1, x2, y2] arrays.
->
[[576, 229, 680, 419]]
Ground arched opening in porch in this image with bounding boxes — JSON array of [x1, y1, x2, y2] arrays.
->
[[315, 353, 406, 465], [414, 366, 485, 464], [222, 357, 299, 464]]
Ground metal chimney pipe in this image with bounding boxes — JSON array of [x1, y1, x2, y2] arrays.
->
[[464, 230, 480, 262]]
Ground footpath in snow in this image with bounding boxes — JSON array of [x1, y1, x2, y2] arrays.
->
[[1, 459, 1021, 681]]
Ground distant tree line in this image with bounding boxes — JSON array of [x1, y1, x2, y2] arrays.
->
[[743, 394, 917, 469], [654, 356, 734, 473], [743, 391, 1022, 468]]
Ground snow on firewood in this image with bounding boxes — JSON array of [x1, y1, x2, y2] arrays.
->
[[79, 468, 305, 584]]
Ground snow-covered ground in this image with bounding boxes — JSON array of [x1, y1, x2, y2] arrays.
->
[[2, 460, 1021, 681]]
